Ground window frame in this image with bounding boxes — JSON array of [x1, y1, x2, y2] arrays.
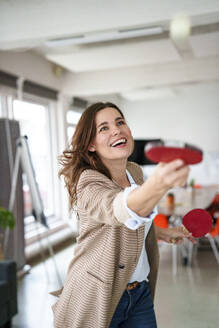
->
[[0, 88, 70, 243]]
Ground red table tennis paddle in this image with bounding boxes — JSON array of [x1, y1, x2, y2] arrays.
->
[[182, 208, 212, 238], [145, 140, 203, 165]]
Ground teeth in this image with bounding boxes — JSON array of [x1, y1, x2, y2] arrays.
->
[[111, 138, 126, 147]]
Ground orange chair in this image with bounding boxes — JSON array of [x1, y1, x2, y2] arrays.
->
[[193, 184, 203, 189], [209, 219, 219, 238], [206, 214, 219, 264], [206, 193, 219, 218], [154, 213, 168, 229]]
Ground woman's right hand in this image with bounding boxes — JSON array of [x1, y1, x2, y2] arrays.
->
[[127, 159, 190, 217], [150, 159, 190, 192]]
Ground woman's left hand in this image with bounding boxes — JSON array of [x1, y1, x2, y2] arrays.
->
[[155, 226, 196, 244]]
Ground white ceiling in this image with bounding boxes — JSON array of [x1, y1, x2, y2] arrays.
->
[[190, 31, 219, 57], [46, 39, 182, 73], [0, 0, 219, 98]]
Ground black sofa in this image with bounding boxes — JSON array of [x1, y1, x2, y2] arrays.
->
[[0, 261, 18, 328]]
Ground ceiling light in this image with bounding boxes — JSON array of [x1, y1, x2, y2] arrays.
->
[[45, 26, 163, 47], [170, 14, 191, 41]]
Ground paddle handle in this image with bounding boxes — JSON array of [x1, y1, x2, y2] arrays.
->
[[182, 224, 190, 234], [170, 224, 190, 244]]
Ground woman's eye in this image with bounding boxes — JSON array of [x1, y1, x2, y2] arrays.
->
[[100, 126, 108, 132], [117, 120, 125, 126]]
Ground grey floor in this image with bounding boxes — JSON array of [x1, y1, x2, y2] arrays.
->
[[13, 239, 219, 328]]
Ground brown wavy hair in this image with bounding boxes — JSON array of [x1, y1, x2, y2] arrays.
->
[[59, 102, 125, 208]]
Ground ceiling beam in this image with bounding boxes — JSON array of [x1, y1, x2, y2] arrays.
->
[[61, 56, 219, 96]]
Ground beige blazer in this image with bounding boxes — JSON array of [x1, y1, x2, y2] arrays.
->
[[52, 162, 159, 328]]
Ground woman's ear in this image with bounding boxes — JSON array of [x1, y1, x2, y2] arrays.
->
[[88, 144, 96, 152]]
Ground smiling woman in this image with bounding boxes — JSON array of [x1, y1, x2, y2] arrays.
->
[[54, 102, 193, 328], [88, 107, 134, 170], [59, 102, 126, 207]]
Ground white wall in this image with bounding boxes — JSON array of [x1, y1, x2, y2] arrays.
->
[[122, 82, 219, 153], [0, 51, 63, 90], [122, 82, 219, 185]]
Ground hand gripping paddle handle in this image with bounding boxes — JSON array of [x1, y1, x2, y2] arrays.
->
[[171, 209, 212, 243]]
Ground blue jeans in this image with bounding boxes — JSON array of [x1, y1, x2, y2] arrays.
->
[[109, 280, 157, 328]]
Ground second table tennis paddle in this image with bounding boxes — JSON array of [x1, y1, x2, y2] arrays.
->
[[182, 208, 212, 238]]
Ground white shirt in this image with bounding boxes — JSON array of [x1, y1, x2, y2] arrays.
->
[[124, 170, 157, 283]]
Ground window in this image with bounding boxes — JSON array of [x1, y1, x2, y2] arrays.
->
[[12, 99, 54, 219], [0, 94, 10, 118], [67, 126, 76, 141], [0, 85, 71, 247], [66, 109, 82, 142], [66, 111, 81, 125]]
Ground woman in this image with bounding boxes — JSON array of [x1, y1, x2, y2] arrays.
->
[[52, 102, 194, 328]]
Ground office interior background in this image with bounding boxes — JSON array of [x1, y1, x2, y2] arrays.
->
[[0, 1, 219, 327]]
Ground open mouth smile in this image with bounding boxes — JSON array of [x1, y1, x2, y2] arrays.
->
[[111, 138, 127, 147]]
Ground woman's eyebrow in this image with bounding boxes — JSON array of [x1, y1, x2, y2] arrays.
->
[[115, 117, 123, 121], [97, 121, 108, 128]]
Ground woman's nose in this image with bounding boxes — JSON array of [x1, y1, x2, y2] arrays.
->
[[112, 126, 120, 135]]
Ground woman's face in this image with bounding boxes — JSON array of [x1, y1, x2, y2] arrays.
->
[[89, 107, 134, 165]]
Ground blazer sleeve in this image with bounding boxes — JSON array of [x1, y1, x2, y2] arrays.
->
[[76, 169, 132, 226]]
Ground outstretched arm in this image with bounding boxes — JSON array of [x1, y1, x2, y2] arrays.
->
[[127, 159, 189, 218]]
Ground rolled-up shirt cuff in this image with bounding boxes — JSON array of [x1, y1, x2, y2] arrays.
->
[[123, 185, 157, 230]]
